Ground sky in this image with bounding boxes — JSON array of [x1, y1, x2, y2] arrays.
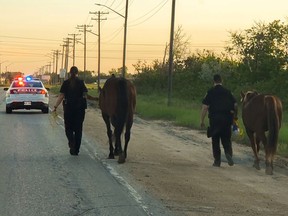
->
[[0, 0, 287, 75]]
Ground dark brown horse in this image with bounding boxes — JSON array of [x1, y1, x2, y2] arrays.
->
[[99, 76, 136, 163], [241, 91, 282, 175]]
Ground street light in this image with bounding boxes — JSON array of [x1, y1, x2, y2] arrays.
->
[[0, 60, 8, 74], [0, 60, 8, 85], [6, 63, 13, 72], [95, 1, 129, 78], [95, 3, 125, 18]]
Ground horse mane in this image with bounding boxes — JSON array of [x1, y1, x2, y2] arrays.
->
[[240, 90, 259, 103]]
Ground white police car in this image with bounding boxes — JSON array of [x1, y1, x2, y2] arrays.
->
[[4, 76, 50, 114]]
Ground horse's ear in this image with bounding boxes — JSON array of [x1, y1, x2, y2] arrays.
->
[[240, 91, 245, 102]]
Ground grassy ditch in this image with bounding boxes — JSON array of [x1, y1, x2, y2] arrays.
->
[[136, 94, 288, 157]]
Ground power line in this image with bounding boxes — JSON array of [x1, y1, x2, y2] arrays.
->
[[0, 35, 61, 42], [129, 0, 169, 27], [101, 26, 123, 43]]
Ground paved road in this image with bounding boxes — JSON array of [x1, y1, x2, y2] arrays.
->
[[0, 92, 168, 216]]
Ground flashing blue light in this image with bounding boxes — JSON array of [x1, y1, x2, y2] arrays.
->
[[25, 76, 32, 81]]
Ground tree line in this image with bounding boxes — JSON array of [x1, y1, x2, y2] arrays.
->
[[132, 20, 288, 109]]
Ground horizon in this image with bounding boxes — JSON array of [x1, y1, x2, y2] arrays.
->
[[0, 0, 287, 75]]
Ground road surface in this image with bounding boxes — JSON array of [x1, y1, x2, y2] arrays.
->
[[0, 91, 169, 216]]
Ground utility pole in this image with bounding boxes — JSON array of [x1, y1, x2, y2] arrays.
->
[[77, 24, 93, 74], [60, 44, 65, 69], [90, 11, 107, 90], [55, 50, 60, 75], [95, 1, 129, 78], [63, 37, 72, 79], [122, 0, 129, 78], [68, 33, 81, 66], [53, 50, 61, 84], [51, 51, 56, 73], [167, 0, 176, 106]]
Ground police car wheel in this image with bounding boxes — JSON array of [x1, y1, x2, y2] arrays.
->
[[6, 107, 12, 114], [42, 107, 49, 114]]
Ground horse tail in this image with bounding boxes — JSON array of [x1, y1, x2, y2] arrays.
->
[[266, 96, 281, 155], [117, 78, 128, 134]]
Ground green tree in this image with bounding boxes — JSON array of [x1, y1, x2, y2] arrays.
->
[[226, 20, 288, 82], [107, 66, 128, 77], [164, 25, 191, 71]]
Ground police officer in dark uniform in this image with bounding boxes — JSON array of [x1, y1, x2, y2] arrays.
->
[[53, 66, 88, 156], [200, 74, 238, 167]]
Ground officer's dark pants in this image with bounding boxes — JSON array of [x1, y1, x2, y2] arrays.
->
[[64, 106, 85, 154], [209, 116, 232, 164]]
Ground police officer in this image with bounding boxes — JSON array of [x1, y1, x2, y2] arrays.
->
[[200, 74, 238, 167], [53, 66, 88, 156]]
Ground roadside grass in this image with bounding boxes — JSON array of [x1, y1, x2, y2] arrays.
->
[[278, 124, 288, 156], [136, 94, 201, 128], [49, 84, 99, 97], [136, 94, 288, 157]]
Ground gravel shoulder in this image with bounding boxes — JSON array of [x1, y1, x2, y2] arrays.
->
[[50, 94, 288, 216]]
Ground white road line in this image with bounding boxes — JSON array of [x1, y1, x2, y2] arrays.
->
[[50, 110, 153, 215]]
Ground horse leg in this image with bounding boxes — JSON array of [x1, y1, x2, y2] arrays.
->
[[265, 146, 274, 175], [114, 129, 120, 156], [112, 124, 124, 163], [123, 116, 133, 159], [113, 127, 121, 156], [123, 130, 130, 159], [258, 131, 273, 175], [102, 114, 114, 159], [262, 134, 274, 175], [247, 130, 260, 170], [265, 143, 276, 175]]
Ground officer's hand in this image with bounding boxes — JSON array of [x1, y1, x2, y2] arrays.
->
[[51, 109, 57, 118]]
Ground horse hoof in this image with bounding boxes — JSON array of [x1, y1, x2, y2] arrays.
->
[[118, 154, 126, 164], [114, 149, 120, 156], [253, 163, 261, 170], [108, 154, 115, 159], [265, 167, 273, 175]]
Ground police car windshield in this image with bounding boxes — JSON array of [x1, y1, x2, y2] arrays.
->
[[12, 81, 43, 88]]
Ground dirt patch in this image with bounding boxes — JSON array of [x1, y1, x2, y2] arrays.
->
[[50, 95, 288, 216]]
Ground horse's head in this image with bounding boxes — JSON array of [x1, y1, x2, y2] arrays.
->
[[240, 90, 259, 104]]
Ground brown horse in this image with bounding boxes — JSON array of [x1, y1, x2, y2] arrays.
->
[[241, 91, 282, 175], [99, 76, 136, 163]]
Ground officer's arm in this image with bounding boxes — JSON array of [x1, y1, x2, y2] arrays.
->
[[233, 102, 238, 120], [54, 93, 65, 111], [200, 104, 208, 128]]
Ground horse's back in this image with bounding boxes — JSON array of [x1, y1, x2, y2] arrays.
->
[[265, 95, 283, 128], [242, 93, 282, 131], [127, 81, 136, 112], [99, 77, 136, 116], [99, 77, 119, 116], [242, 94, 266, 130]]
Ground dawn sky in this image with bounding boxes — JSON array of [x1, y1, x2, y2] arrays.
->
[[0, 0, 287, 75]]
